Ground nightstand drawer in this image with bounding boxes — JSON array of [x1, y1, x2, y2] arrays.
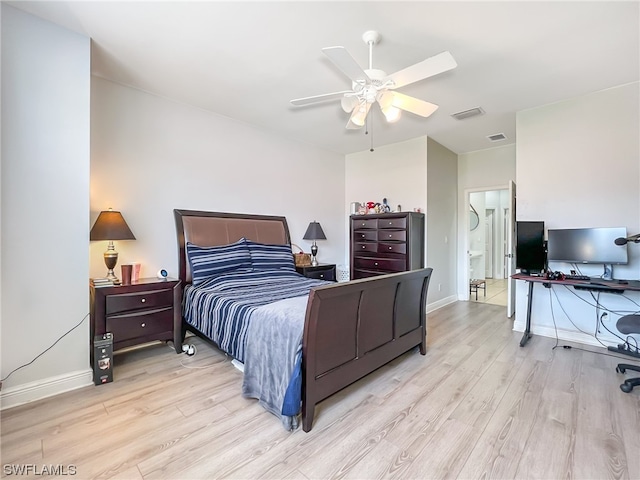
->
[[106, 289, 173, 315], [107, 307, 173, 342], [305, 268, 336, 281]]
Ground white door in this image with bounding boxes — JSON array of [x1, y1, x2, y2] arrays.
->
[[506, 180, 517, 317]]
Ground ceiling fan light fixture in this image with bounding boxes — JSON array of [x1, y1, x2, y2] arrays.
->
[[292, 31, 457, 131], [350, 102, 370, 127], [341, 96, 358, 113], [351, 110, 367, 127], [382, 105, 402, 123]]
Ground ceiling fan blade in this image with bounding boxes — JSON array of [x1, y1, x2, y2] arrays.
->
[[346, 101, 371, 129], [290, 91, 353, 106], [385, 51, 457, 89], [322, 46, 370, 84], [389, 91, 439, 117]]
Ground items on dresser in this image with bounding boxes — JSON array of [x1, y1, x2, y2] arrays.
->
[[89, 277, 182, 371], [350, 212, 425, 280], [295, 263, 336, 281]]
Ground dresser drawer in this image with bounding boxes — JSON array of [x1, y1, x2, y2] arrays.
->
[[354, 242, 378, 253], [378, 217, 407, 229], [354, 230, 378, 241], [377, 230, 407, 241], [107, 307, 173, 343], [353, 218, 378, 230], [352, 269, 384, 280], [106, 288, 173, 315], [378, 243, 407, 254], [354, 257, 406, 272]]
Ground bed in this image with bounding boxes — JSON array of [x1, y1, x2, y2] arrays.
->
[[174, 209, 432, 432]]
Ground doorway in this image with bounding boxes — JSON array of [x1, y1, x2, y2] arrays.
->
[[467, 188, 511, 308]]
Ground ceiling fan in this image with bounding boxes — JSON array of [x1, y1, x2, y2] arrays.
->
[[290, 30, 457, 129]]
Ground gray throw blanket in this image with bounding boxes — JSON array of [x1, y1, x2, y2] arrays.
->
[[241, 295, 308, 430]]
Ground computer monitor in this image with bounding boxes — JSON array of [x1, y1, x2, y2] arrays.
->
[[516, 221, 546, 274], [547, 227, 628, 265]]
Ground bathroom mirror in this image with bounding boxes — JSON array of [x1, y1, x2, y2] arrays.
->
[[470, 205, 480, 231]]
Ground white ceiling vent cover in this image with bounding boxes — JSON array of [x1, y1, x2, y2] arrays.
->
[[487, 132, 507, 142], [451, 107, 485, 120]]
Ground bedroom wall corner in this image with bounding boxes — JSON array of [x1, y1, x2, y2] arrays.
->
[[1, 5, 92, 406], [426, 138, 458, 306], [89, 78, 346, 280]]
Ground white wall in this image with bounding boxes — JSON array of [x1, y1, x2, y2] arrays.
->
[[457, 144, 516, 298], [345, 136, 428, 267], [90, 78, 346, 280], [515, 83, 640, 345], [345, 136, 458, 307], [1, 6, 91, 404]]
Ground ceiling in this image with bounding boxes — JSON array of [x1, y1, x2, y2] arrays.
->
[[10, 1, 639, 155]]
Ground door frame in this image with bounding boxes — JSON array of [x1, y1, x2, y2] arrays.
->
[[461, 184, 511, 304]]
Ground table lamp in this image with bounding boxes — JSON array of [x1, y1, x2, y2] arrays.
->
[[90, 209, 136, 283], [303, 221, 326, 266]]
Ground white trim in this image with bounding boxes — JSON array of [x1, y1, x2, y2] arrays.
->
[[427, 295, 458, 314], [512, 321, 618, 348], [0, 369, 93, 410]]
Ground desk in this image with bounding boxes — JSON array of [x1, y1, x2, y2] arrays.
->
[[511, 273, 640, 347]]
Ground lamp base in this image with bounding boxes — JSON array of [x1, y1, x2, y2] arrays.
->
[[104, 244, 120, 284], [311, 243, 318, 266]]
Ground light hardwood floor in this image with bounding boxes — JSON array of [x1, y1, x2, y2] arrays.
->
[[2, 301, 639, 479]]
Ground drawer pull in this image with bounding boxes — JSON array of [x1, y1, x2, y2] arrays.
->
[[141, 298, 146, 303], [389, 234, 392, 237], [389, 246, 392, 250], [141, 323, 146, 328], [388, 222, 392, 225], [362, 245, 366, 249], [361, 234, 365, 238], [374, 262, 379, 266], [320, 274, 324, 278]]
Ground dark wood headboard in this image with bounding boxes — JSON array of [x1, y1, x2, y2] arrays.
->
[[174, 209, 291, 285]]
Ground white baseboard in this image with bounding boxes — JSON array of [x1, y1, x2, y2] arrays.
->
[[0, 369, 93, 410], [427, 295, 458, 314], [512, 321, 618, 348]]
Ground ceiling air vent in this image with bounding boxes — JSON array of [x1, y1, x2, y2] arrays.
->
[[487, 132, 507, 142], [451, 107, 485, 121]]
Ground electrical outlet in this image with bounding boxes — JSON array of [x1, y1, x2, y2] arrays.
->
[[438, 283, 442, 291]]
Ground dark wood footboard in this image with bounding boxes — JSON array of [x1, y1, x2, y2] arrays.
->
[[301, 268, 432, 432]]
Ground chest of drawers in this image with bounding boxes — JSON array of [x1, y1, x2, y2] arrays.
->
[[350, 212, 425, 280]]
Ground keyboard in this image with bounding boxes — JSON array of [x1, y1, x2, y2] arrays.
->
[[564, 274, 590, 281]]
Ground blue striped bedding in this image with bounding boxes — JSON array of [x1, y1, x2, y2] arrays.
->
[[182, 269, 328, 362]]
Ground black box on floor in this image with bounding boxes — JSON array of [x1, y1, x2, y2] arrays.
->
[[93, 333, 113, 385]]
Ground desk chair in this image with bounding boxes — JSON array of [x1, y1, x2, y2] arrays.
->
[[615, 314, 640, 393]]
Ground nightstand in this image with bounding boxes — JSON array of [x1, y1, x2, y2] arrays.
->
[[90, 277, 182, 367], [295, 263, 336, 282]]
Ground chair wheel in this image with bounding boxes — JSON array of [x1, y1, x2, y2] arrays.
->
[[620, 382, 633, 393], [617, 366, 626, 374]]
